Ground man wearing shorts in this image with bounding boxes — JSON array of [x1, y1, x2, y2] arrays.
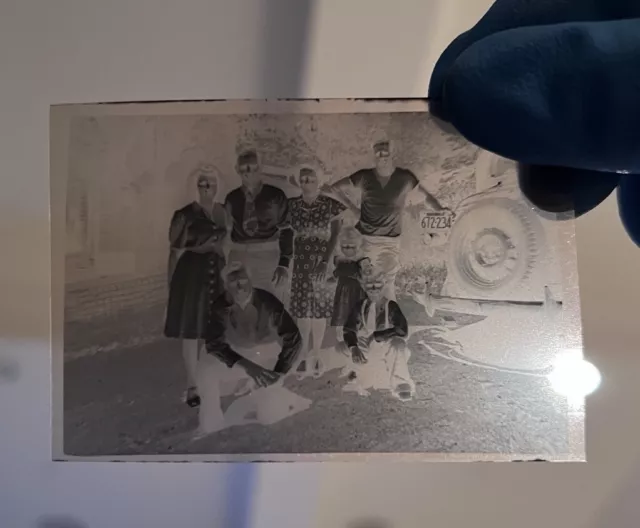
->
[[322, 140, 447, 297]]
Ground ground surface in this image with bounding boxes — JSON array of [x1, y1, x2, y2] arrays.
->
[[64, 330, 569, 458]]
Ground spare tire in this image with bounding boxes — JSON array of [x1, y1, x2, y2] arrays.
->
[[446, 197, 543, 297]]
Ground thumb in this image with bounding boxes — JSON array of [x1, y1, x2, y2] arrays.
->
[[518, 164, 620, 217], [617, 175, 640, 246], [439, 18, 640, 173]]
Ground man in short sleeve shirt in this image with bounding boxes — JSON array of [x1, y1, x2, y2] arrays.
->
[[223, 150, 293, 301], [323, 140, 447, 297]]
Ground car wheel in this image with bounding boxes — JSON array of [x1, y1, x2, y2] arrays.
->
[[447, 197, 543, 296]]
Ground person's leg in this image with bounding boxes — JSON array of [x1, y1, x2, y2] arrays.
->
[[295, 317, 312, 377], [182, 339, 200, 406], [387, 337, 415, 401], [342, 335, 374, 396], [196, 352, 227, 435], [310, 317, 328, 377], [362, 236, 400, 300]]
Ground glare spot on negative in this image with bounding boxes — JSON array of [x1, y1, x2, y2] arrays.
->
[[547, 349, 601, 402]]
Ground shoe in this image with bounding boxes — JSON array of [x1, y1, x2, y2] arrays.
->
[[343, 378, 370, 397], [312, 357, 325, 379], [296, 360, 309, 380], [393, 382, 414, 402], [185, 386, 201, 408]]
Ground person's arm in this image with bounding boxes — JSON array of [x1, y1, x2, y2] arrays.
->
[[167, 210, 188, 283], [268, 295, 303, 374], [416, 181, 448, 211], [314, 199, 346, 279], [373, 301, 408, 342], [277, 196, 293, 268], [205, 203, 228, 257], [321, 174, 355, 196], [328, 217, 342, 253], [332, 256, 342, 278], [320, 172, 362, 215], [326, 199, 346, 260], [204, 299, 244, 368], [408, 169, 447, 212], [272, 193, 293, 286], [344, 300, 367, 364]]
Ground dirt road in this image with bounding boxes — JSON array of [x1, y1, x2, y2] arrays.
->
[[64, 336, 569, 457]]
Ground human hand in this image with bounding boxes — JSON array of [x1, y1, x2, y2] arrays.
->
[[191, 238, 220, 253], [313, 261, 328, 282], [272, 266, 289, 287], [351, 346, 368, 364], [240, 361, 281, 388], [428, 0, 640, 244]]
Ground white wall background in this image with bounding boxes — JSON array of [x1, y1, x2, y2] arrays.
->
[[2, 1, 639, 527]]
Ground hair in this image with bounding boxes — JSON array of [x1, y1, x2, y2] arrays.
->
[[296, 163, 323, 186], [373, 140, 391, 153], [338, 225, 362, 245], [237, 149, 259, 166], [333, 225, 363, 260], [187, 163, 220, 202], [221, 260, 252, 285], [359, 271, 387, 291]]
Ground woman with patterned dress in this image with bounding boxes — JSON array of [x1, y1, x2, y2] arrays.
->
[[164, 165, 227, 407], [288, 167, 346, 378]]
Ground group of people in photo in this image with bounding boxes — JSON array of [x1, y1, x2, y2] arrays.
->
[[163, 140, 450, 436]]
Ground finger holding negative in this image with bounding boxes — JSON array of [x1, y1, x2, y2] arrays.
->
[[439, 18, 640, 173], [618, 175, 640, 247], [518, 164, 620, 217], [428, 0, 640, 120]]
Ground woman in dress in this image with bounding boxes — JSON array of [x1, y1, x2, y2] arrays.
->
[[164, 165, 227, 407], [288, 166, 346, 378]]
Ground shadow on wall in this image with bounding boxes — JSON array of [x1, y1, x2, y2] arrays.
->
[[221, 3, 314, 526]]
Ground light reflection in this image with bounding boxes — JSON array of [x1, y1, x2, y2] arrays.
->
[[547, 349, 601, 402]]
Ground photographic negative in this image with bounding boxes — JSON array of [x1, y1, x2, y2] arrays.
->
[[51, 100, 584, 461]]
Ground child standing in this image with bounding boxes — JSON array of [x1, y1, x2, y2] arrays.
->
[[330, 227, 367, 343]]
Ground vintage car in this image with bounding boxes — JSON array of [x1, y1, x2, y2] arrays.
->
[[407, 151, 566, 375]]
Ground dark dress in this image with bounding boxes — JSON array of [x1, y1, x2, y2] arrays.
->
[[164, 202, 226, 339], [288, 195, 346, 319], [330, 256, 366, 326]]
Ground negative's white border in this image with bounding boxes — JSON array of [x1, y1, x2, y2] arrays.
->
[[50, 99, 584, 462]]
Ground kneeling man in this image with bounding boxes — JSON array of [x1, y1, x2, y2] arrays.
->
[[197, 261, 310, 435]]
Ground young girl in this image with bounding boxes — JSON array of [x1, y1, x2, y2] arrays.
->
[[330, 227, 367, 343]]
